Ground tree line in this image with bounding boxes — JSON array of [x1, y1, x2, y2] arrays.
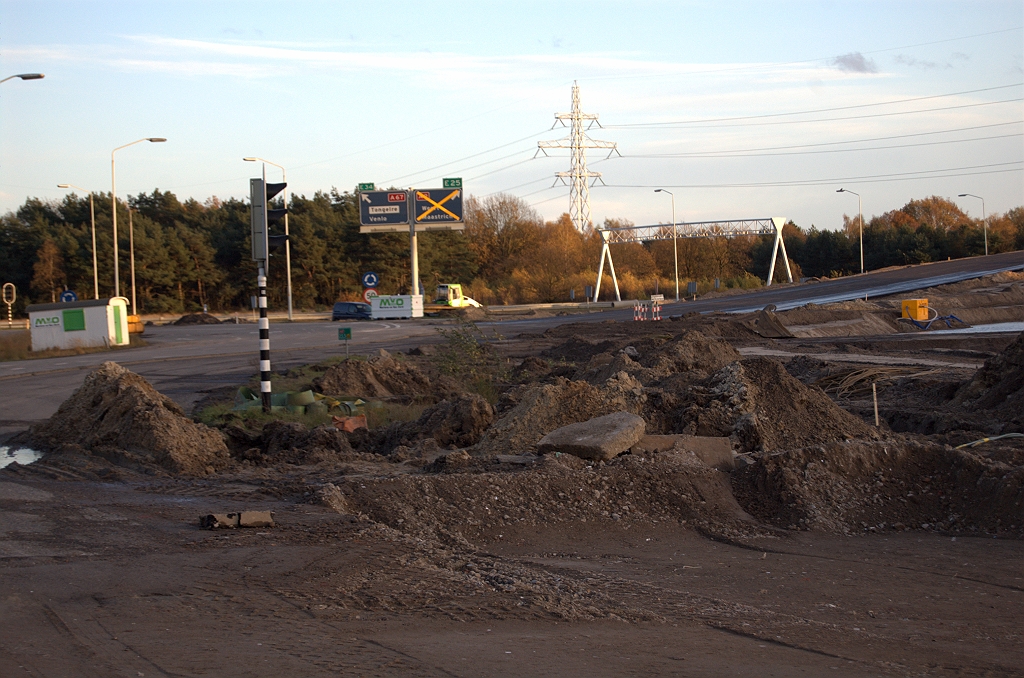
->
[[1, 189, 1021, 316]]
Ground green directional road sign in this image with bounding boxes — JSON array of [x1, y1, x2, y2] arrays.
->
[[358, 182, 375, 191], [442, 177, 462, 188], [338, 327, 351, 341]]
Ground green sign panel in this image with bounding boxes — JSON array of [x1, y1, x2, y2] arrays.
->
[[358, 183, 375, 191], [442, 177, 462, 188], [338, 327, 352, 341]]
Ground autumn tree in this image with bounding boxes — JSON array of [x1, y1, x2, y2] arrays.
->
[[31, 238, 66, 302]]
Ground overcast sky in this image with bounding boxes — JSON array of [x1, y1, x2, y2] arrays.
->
[[1, 0, 1021, 231]]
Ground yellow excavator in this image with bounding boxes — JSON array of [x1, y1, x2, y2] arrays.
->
[[432, 283, 482, 309]]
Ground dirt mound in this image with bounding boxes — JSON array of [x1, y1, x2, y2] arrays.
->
[[952, 331, 1024, 427], [733, 438, 1024, 534], [541, 336, 619, 364], [24, 362, 229, 475], [474, 374, 646, 456], [312, 349, 433, 398], [641, 330, 741, 380], [173, 313, 221, 325], [673, 357, 881, 454], [372, 394, 495, 455], [573, 330, 741, 388], [331, 449, 759, 545]]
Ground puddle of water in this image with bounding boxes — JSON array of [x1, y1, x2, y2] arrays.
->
[[928, 321, 1024, 335], [0, 446, 43, 469]]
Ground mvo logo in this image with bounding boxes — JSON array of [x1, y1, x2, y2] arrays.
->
[[34, 316, 60, 327], [379, 298, 405, 308]]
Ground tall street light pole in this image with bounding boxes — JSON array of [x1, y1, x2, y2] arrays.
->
[[111, 138, 165, 298], [958, 193, 987, 256], [0, 73, 44, 84], [654, 189, 679, 301], [837, 188, 864, 274], [244, 157, 292, 320], [57, 184, 99, 299]]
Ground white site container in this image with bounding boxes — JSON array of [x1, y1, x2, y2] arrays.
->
[[370, 295, 423, 320], [27, 297, 130, 351]]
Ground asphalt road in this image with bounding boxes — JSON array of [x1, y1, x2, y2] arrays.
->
[[2, 250, 1023, 439]]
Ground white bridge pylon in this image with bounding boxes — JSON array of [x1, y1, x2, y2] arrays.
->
[[593, 217, 793, 302]]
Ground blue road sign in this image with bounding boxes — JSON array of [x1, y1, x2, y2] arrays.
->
[[362, 272, 379, 288], [359, 190, 409, 231], [60, 290, 78, 303], [414, 188, 463, 226]]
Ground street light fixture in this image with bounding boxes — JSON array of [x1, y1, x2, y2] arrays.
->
[[244, 157, 293, 320], [958, 193, 987, 256], [111, 138, 165, 301], [654, 189, 679, 301], [57, 184, 99, 299], [0, 73, 44, 84], [836, 188, 864, 274]]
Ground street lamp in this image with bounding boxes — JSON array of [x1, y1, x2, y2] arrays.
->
[[654, 189, 679, 301], [111, 138, 165, 299], [958, 193, 987, 255], [0, 73, 44, 84], [244, 157, 293, 320], [57, 184, 99, 299], [836, 188, 864, 274]]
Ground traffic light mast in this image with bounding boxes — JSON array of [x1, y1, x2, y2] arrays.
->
[[250, 169, 287, 412]]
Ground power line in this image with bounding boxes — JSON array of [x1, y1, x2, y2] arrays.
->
[[626, 120, 1023, 157], [607, 83, 1023, 128], [608, 97, 1023, 129], [380, 129, 550, 185], [625, 132, 1022, 159], [603, 161, 1023, 189]]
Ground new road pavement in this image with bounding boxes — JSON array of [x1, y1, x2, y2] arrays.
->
[[2, 251, 1023, 440]]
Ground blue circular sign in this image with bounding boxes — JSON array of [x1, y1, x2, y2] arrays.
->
[[361, 272, 379, 288], [60, 290, 78, 303]]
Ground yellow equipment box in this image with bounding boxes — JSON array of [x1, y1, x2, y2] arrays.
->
[[901, 299, 929, 321]]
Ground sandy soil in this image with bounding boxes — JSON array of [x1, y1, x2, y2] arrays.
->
[[2, 272, 1023, 677]]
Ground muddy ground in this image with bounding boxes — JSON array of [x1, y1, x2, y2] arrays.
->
[[2, 273, 1023, 677]]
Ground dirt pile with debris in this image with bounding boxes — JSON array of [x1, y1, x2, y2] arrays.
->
[[320, 449, 759, 544], [552, 329, 741, 388], [222, 420, 384, 467], [173, 312, 222, 325], [371, 394, 494, 455], [22, 361, 229, 475], [669, 357, 881, 454], [312, 350, 434, 399], [733, 438, 1024, 535], [952, 330, 1024, 428], [473, 373, 646, 457]]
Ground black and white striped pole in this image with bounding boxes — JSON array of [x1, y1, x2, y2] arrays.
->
[[257, 266, 271, 411], [250, 168, 287, 413]]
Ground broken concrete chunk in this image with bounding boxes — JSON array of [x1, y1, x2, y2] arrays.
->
[[238, 511, 275, 528], [200, 513, 239, 529], [536, 411, 646, 461], [199, 511, 274, 529]]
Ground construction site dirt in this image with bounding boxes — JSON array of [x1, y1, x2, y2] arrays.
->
[[1, 272, 1022, 677]]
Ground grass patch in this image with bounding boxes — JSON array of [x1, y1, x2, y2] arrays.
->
[[0, 330, 147, 362], [195, 401, 335, 429], [365, 400, 430, 429]]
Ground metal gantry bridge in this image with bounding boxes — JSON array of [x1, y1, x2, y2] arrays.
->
[[593, 216, 793, 302]]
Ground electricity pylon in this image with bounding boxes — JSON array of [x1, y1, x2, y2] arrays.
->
[[537, 82, 620, 232]]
